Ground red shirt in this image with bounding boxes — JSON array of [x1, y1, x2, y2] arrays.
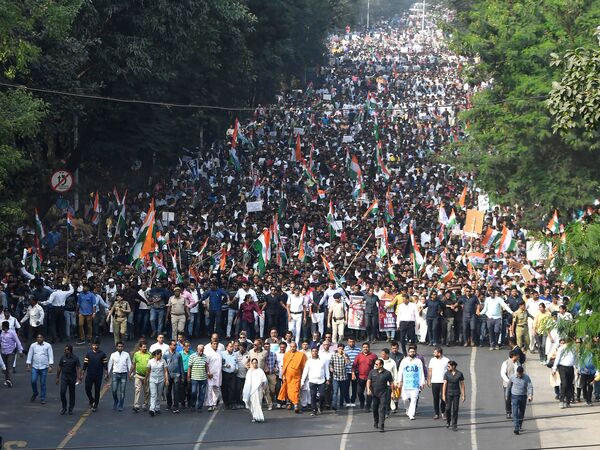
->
[[239, 301, 260, 323], [352, 352, 377, 380]]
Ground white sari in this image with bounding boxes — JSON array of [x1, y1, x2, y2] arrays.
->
[[243, 367, 268, 422]]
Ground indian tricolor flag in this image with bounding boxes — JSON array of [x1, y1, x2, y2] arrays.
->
[[496, 225, 516, 255], [409, 225, 424, 276], [547, 210, 560, 234], [457, 185, 467, 210], [348, 154, 362, 181], [91, 191, 101, 225], [378, 226, 388, 258], [321, 255, 336, 281], [153, 254, 167, 279], [66, 211, 76, 230], [467, 252, 487, 268], [447, 209, 457, 228], [326, 200, 335, 236], [298, 224, 307, 262], [385, 187, 394, 223], [481, 228, 500, 248], [438, 205, 449, 225], [387, 262, 397, 281], [34, 208, 46, 239], [253, 229, 271, 275], [362, 199, 379, 219], [231, 118, 239, 149], [375, 141, 391, 180], [129, 200, 156, 263], [194, 236, 209, 257]]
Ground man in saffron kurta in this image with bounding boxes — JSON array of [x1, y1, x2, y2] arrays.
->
[[278, 341, 307, 412]]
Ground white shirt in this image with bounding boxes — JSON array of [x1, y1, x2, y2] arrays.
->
[[319, 349, 333, 370], [287, 294, 305, 314], [21, 304, 44, 327], [2, 315, 20, 330], [500, 359, 520, 384], [321, 287, 347, 307], [42, 284, 74, 307], [149, 342, 170, 355], [301, 357, 329, 384], [428, 356, 450, 383], [235, 288, 258, 303], [276, 352, 286, 378], [396, 302, 418, 323], [137, 288, 150, 310], [26, 341, 54, 369], [108, 350, 132, 374], [382, 357, 398, 380]]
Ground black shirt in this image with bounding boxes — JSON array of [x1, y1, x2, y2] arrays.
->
[[443, 369, 464, 396], [367, 368, 393, 397], [83, 350, 108, 379], [459, 295, 480, 316], [59, 354, 81, 381]]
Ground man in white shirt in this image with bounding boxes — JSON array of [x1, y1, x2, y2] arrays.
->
[[136, 282, 151, 337], [107, 341, 132, 411], [41, 283, 74, 343], [427, 347, 450, 419], [287, 287, 305, 344], [185, 282, 200, 337], [149, 334, 170, 355], [479, 288, 513, 350], [301, 347, 329, 415], [320, 281, 347, 308], [26, 333, 53, 404], [21, 297, 45, 344], [393, 294, 417, 355]]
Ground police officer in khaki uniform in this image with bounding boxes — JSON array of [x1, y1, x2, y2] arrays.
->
[[109, 293, 131, 345]]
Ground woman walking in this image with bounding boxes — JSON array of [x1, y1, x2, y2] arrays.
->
[[146, 349, 169, 416], [442, 360, 465, 431], [243, 358, 268, 422]]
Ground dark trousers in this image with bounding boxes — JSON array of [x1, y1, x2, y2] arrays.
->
[[446, 393, 460, 426], [1, 352, 15, 381], [357, 378, 372, 409], [398, 321, 415, 354], [372, 392, 388, 427], [182, 376, 191, 407], [463, 316, 477, 344], [558, 365, 575, 404], [309, 382, 325, 411], [343, 376, 357, 403], [208, 310, 222, 335], [535, 334, 547, 361], [431, 382, 446, 415], [49, 307, 65, 341], [504, 386, 512, 414], [365, 313, 378, 341], [85, 376, 102, 407], [60, 379, 76, 410], [511, 394, 527, 431], [266, 312, 279, 336], [426, 318, 440, 344], [222, 371, 236, 407], [487, 318, 501, 347], [234, 376, 245, 404], [581, 374, 594, 403], [166, 376, 181, 409]]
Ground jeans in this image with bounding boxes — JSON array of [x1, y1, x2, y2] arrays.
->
[[226, 309, 238, 338], [60, 379, 76, 411], [445, 317, 455, 344], [64, 310, 76, 339], [85, 376, 102, 407], [136, 309, 150, 337], [111, 372, 128, 408], [431, 382, 446, 415], [332, 379, 347, 408], [150, 308, 165, 335], [365, 313, 378, 341], [208, 310, 222, 335], [357, 378, 371, 409], [167, 376, 182, 410], [191, 379, 208, 410], [486, 318, 502, 347], [149, 380, 164, 412], [511, 394, 527, 431], [463, 316, 477, 344], [187, 312, 198, 337], [372, 392, 389, 427], [446, 393, 460, 426], [535, 334, 547, 362], [309, 382, 326, 412], [31, 367, 48, 400], [240, 320, 255, 341]]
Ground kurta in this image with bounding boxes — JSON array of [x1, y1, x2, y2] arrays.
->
[[204, 347, 222, 406], [243, 367, 268, 422], [277, 350, 307, 405]]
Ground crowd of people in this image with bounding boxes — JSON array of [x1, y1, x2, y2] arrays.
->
[[1, 4, 599, 437]]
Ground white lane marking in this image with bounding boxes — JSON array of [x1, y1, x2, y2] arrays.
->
[[193, 408, 220, 450], [339, 407, 354, 450], [469, 347, 478, 450]]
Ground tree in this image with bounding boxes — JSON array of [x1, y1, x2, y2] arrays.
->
[[546, 27, 600, 132], [444, 0, 600, 224]]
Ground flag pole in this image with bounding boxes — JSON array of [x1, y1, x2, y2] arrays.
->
[[342, 232, 373, 278], [66, 225, 69, 274]]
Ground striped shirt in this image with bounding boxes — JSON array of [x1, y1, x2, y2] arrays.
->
[[188, 353, 208, 381], [344, 345, 360, 374]]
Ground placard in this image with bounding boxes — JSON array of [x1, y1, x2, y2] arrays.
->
[[347, 296, 365, 330], [323, 93, 332, 101], [293, 127, 305, 136], [162, 212, 175, 223], [378, 298, 396, 332], [464, 209, 484, 235], [246, 200, 263, 213], [342, 135, 354, 143], [520, 266, 533, 282]]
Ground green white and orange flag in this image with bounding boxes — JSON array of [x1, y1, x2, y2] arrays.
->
[[194, 236, 209, 257], [385, 187, 394, 223], [321, 255, 336, 281], [496, 225, 516, 255], [34, 208, 46, 240], [546, 210, 560, 234], [387, 262, 397, 281], [481, 228, 501, 248], [231, 118, 239, 150], [326, 200, 335, 236], [91, 191, 101, 225], [409, 224, 424, 276], [457, 185, 467, 210], [348, 154, 362, 181], [378, 226, 388, 259], [129, 200, 156, 263], [362, 199, 379, 219], [438, 205, 449, 225], [294, 134, 304, 164], [253, 229, 271, 275], [375, 141, 391, 180], [298, 224, 307, 262], [447, 209, 457, 228]]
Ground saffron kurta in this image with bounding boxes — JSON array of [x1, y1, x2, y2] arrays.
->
[[277, 350, 307, 405]]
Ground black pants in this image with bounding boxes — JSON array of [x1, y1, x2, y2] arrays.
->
[[309, 382, 325, 412], [446, 393, 460, 426], [398, 321, 415, 354], [167, 376, 181, 409], [208, 310, 222, 335], [60, 379, 76, 410], [365, 313, 378, 341], [431, 383, 446, 415], [266, 312, 279, 336], [535, 334, 547, 361], [234, 376, 245, 404], [372, 392, 388, 427], [344, 376, 358, 403], [182, 376, 191, 407], [581, 374, 594, 403], [49, 307, 65, 341], [427, 318, 440, 344], [85, 376, 102, 407], [558, 365, 575, 404], [1, 352, 15, 381], [504, 387, 512, 414], [357, 378, 372, 409], [222, 371, 236, 407]]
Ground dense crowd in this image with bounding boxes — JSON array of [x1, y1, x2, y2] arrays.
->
[[1, 6, 598, 433]]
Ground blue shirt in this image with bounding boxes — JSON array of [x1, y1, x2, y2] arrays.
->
[[221, 350, 238, 374], [77, 292, 96, 316], [202, 288, 228, 312], [344, 345, 361, 373]]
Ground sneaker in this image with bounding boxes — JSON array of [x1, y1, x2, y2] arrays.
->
[[433, 414, 440, 419], [41, 400, 46, 405], [149, 410, 155, 417], [560, 402, 566, 409], [173, 409, 180, 414], [345, 403, 351, 408], [276, 404, 281, 409], [489, 347, 494, 351], [373, 422, 379, 429], [92, 406, 97, 412], [350, 403, 356, 407], [379, 426, 385, 433], [310, 411, 317, 416], [68, 410, 73, 415], [409, 415, 415, 420], [494, 346, 500, 350], [452, 425, 458, 431], [506, 413, 512, 419], [132, 407, 140, 413], [267, 405, 273, 411], [30, 394, 37, 402], [5, 380, 12, 388], [60, 409, 66, 415], [514, 430, 519, 435], [155, 410, 162, 415], [76, 340, 86, 345]]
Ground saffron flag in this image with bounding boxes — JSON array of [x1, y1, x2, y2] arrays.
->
[[253, 229, 271, 275], [362, 199, 379, 219], [547, 210, 560, 234], [129, 200, 155, 263], [457, 185, 467, 209], [34, 208, 46, 239], [298, 224, 307, 262]]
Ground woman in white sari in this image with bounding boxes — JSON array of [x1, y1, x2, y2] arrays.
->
[[243, 358, 268, 422]]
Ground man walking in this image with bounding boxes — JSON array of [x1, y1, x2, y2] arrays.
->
[[56, 344, 81, 415], [164, 339, 184, 413], [278, 341, 307, 413], [1, 320, 23, 387], [500, 350, 522, 418], [301, 347, 329, 415], [506, 366, 533, 435], [428, 347, 449, 419], [107, 341, 131, 411], [130, 341, 151, 412], [352, 342, 377, 411], [221, 341, 238, 409], [76, 284, 96, 345], [26, 333, 53, 404], [397, 345, 425, 420], [82, 339, 108, 411], [367, 358, 394, 432], [167, 286, 188, 340]]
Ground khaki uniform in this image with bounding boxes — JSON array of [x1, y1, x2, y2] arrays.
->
[[329, 301, 346, 344], [513, 309, 529, 350], [112, 300, 131, 344], [168, 296, 187, 339]]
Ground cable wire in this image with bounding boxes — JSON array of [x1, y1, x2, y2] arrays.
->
[[14, 409, 600, 450]]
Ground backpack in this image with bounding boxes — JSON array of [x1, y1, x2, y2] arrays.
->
[[65, 294, 77, 312]]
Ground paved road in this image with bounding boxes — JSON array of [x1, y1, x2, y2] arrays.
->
[[0, 338, 545, 450]]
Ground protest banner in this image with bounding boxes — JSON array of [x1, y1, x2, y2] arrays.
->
[[464, 209, 484, 235], [246, 200, 263, 213], [347, 296, 365, 330], [378, 298, 396, 332]]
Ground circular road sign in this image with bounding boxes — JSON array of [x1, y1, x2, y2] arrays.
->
[[50, 170, 74, 193]]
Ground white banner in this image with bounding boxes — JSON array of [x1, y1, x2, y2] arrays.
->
[[246, 201, 263, 213]]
